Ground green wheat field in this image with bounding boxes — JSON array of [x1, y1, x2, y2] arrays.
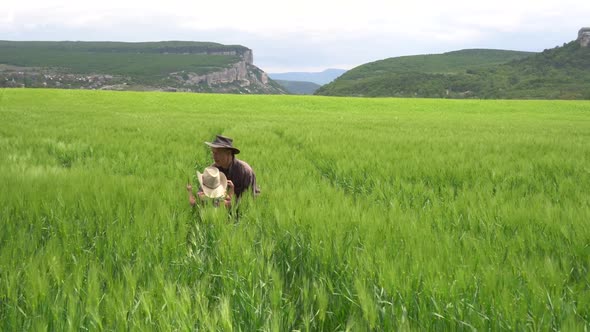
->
[[1, 89, 589, 330]]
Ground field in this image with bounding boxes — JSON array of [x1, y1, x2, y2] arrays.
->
[[1, 89, 589, 330]]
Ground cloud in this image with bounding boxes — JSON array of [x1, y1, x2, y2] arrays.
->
[[2, 0, 589, 71]]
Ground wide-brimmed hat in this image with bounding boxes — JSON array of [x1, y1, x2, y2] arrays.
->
[[197, 166, 227, 198], [205, 135, 240, 154]]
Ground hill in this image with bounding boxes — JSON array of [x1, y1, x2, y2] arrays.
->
[[274, 80, 321, 94], [0, 41, 287, 94], [315, 49, 534, 98], [316, 38, 590, 99], [269, 68, 346, 85]]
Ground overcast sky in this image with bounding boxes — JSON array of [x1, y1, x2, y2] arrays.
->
[[1, 0, 589, 72]]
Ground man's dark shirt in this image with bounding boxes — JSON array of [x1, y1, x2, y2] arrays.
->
[[214, 158, 260, 198]]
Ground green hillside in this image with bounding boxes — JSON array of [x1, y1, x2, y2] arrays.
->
[[0, 41, 243, 77], [341, 49, 533, 78], [0, 41, 286, 94], [316, 43, 590, 99]]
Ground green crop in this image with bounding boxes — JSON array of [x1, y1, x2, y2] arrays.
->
[[1, 89, 589, 330]]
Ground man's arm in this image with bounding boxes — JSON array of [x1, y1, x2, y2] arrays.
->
[[186, 183, 197, 206], [224, 180, 235, 208], [249, 172, 260, 196], [239, 166, 260, 197], [186, 183, 206, 206]]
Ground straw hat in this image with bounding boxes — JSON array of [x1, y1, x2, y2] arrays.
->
[[205, 135, 240, 154], [197, 166, 227, 198]]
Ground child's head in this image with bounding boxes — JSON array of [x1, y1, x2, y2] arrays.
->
[[197, 166, 227, 198]]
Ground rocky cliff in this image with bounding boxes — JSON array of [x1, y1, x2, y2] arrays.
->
[[167, 59, 283, 94], [0, 59, 284, 94], [578, 27, 590, 47]]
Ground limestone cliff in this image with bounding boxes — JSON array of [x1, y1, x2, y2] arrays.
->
[[168, 58, 284, 94], [578, 27, 590, 47], [143, 46, 284, 93]]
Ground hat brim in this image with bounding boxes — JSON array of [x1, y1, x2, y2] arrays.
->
[[197, 170, 228, 198], [205, 142, 240, 154]]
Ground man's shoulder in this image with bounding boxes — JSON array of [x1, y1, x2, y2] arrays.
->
[[234, 158, 254, 173]]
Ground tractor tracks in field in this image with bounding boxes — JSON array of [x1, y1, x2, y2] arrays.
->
[[271, 129, 443, 212], [271, 129, 383, 204]]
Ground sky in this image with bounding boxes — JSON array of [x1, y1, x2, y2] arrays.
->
[[1, 0, 589, 73]]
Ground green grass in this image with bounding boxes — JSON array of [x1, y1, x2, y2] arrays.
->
[[0, 89, 589, 330]]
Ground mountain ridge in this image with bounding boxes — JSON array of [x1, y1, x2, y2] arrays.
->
[[274, 80, 321, 95], [269, 68, 346, 85], [0, 41, 286, 94]]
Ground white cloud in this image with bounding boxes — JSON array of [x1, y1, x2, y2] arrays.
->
[[2, 0, 590, 71]]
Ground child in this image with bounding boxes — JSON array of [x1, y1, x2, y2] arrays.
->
[[187, 166, 234, 208]]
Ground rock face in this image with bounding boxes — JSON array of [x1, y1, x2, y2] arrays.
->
[[190, 49, 253, 64], [242, 50, 254, 65], [579, 27, 590, 47], [159, 47, 282, 93], [169, 59, 283, 94], [177, 62, 248, 85]]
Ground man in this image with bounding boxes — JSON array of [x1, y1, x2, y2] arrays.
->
[[187, 135, 259, 207]]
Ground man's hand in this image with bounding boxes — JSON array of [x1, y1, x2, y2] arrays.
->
[[227, 180, 235, 197], [223, 180, 235, 208], [187, 183, 197, 207]]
